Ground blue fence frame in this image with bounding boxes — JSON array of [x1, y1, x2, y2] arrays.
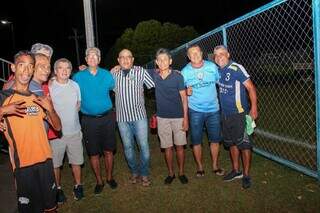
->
[[158, 0, 320, 179]]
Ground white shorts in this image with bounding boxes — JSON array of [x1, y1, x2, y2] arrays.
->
[[50, 131, 84, 168]]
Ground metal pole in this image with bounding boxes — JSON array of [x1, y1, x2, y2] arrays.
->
[[94, 0, 99, 48], [83, 0, 95, 48], [312, 0, 320, 180], [222, 27, 227, 48], [10, 23, 15, 53], [72, 28, 81, 67]]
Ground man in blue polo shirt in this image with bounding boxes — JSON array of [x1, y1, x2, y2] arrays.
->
[[73, 47, 117, 194], [181, 44, 224, 177], [214, 45, 258, 189], [150, 48, 189, 185]]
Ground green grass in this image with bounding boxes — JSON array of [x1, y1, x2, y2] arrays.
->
[[58, 131, 320, 213]]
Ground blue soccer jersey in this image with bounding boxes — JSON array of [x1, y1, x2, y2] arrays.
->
[[218, 61, 250, 116], [181, 60, 220, 112]]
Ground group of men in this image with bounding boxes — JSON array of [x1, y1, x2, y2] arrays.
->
[[0, 42, 257, 213]]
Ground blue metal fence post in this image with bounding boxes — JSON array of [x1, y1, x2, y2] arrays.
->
[[222, 27, 227, 47], [312, 0, 320, 180]]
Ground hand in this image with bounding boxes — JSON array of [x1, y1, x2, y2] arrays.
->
[[111, 65, 121, 73], [186, 86, 192, 96], [0, 100, 26, 117], [249, 107, 258, 120], [79, 65, 87, 71], [33, 95, 54, 112], [181, 118, 189, 131]]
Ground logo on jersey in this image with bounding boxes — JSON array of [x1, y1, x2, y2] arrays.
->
[[26, 105, 40, 116]]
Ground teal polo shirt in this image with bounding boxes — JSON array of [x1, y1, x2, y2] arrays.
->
[[72, 67, 114, 115]]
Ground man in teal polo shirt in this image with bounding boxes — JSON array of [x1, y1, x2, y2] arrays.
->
[[73, 47, 117, 194]]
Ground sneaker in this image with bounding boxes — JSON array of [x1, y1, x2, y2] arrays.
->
[[141, 176, 151, 187], [242, 176, 252, 189], [73, 185, 84, 200], [178, 175, 188, 184], [94, 183, 104, 194], [164, 174, 175, 184], [106, 179, 118, 189], [56, 188, 66, 204], [223, 170, 243, 182]]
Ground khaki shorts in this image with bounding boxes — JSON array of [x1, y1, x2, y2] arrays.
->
[[157, 117, 187, 148], [50, 131, 84, 168]]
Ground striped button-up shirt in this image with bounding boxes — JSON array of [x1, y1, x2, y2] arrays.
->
[[113, 66, 154, 122]]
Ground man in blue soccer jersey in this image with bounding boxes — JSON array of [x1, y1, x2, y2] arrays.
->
[[214, 45, 258, 189], [181, 44, 224, 178]]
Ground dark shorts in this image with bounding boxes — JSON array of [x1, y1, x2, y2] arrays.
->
[[222, 113, 252, 150], [189, 108, 221, 145], [81, 110, 116, 156], [14, 159, 57, 213]]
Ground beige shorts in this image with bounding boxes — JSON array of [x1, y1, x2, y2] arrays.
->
[[50, 131, 84, 168], [157, 117, 187, 149]]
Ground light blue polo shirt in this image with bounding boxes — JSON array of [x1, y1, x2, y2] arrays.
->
[[181, 60, 220, 112], [72, 67, 114, 115]]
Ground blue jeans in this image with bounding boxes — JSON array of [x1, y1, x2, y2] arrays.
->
[[118, 118, 150, 176], [189, 108, 221, 145]]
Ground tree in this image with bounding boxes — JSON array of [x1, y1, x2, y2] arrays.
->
[[106, 20, 198, 66]]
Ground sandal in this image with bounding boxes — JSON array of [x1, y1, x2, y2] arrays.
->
[[196, 170, 205, 177], [213, 168, 225, 176], [141, 176, 151, 187]]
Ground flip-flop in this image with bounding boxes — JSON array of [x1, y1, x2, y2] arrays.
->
[[213, 168, 225, 176]]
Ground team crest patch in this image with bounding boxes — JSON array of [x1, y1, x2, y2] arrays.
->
[[229, 65, 238, 71], [26, 105, 40, 116]]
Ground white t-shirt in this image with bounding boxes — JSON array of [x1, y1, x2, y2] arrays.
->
[[49, 79, 81, 135]]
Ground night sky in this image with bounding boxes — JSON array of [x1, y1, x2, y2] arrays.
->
[[0, 0, 272, 67]]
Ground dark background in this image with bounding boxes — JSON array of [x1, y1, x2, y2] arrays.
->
[[0, 0, 272, 67]]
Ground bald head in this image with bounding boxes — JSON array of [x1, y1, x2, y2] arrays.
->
[[118, 49, 134, 70]]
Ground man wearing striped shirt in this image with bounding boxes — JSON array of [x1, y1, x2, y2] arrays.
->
[[112, 49, 154, 186]]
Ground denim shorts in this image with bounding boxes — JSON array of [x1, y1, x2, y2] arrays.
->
[[189, 108, 221, 145]]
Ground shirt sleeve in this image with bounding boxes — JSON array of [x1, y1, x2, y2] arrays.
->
[[177, 73, 185, 91], [236, 65, 250, 84], [108, 71, 115, 90], [143, 68, 155, 89], [74, 81, 81, 102]]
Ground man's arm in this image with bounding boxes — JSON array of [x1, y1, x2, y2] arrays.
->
[[33, 96, 62, 131], [179, 89, 189, 131], [243, 79, 258, 120], [143, 68, 155, 89]]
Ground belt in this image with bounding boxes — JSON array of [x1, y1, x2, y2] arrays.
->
[[83, 109, 111, 118]]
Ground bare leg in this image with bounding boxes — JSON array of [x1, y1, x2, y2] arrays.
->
[[176, 145, 185, 176], [210, 143, 220, 170], [229, 145, 240, 171], [54, 168, 61, 187], [71, 165, 81, 185], [104, 150, 114, 181], [192, 144, 203, 171], [89, 155, 103, 184], [165, 147, 174, 176], [241, 149, 252, 176]]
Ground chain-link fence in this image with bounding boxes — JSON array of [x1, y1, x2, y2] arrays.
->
[[146, 0, 320, 178]]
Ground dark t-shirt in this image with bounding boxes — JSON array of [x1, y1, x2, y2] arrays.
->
[[149, 69, 185, 118]]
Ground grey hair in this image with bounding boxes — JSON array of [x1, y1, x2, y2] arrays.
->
[[30, 43, 53, 57], [155, 48, 172, 59], [213, 45, 229, 53], [85, 47, 101, 57], [54, 58, 73, 71]]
